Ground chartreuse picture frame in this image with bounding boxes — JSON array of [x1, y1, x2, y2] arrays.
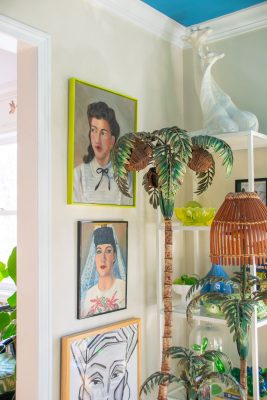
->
[[61, 318, 141, 400], [67, 77, 137, 207]]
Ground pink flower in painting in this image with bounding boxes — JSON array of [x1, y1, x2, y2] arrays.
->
[[89, 291, 120, 315]]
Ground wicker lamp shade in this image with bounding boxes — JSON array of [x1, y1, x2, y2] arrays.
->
[[210, 192, 267, 266]]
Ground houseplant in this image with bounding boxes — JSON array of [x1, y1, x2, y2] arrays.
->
[[0, 247, 16, 342], [112, 126, 233, 400], [140, 345, 244, 400], [0, 247, 16, 399]]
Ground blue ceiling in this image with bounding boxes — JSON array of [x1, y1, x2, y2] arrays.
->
[[141, 0, 266, 27]]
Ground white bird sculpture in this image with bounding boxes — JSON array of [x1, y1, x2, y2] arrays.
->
[[184, 27, 259, 133]]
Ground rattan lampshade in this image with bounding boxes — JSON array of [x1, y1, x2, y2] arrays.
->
[[210, 192, 267, 266]]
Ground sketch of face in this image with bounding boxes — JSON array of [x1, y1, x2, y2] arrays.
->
[[89, 117, 116, 166], [95, 244, 116, 279], [83, 341, 127, 400]]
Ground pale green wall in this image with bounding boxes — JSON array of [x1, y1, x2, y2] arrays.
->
[[0, 1, 184, 398]]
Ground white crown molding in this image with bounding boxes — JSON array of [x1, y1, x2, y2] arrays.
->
[[91, 0, 267, 47], [194, 2, 267, 43], [89, 0, 186, 47]]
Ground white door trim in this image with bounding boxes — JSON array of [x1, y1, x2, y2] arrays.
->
[[0, 15, 52, 400]]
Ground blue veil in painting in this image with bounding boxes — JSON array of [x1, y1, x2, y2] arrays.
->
[[80, 224, 126, 303]]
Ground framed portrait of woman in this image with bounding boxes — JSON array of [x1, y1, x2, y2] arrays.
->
[[61, 318, 140, 400], [77, 220, 128, 319], [67, 77, 138, 207]]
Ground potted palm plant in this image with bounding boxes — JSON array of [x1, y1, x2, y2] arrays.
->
[[111, 126, 233, 400], [187, 270, 267, 399], [140, 345, 244, 400], [187, 191, 267, 399]]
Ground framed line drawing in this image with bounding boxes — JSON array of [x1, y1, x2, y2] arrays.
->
[[235, 178, 267, 205], [61, 318, 141, 400], [68, 77, 137, 207], [77, 220, 128, 319]]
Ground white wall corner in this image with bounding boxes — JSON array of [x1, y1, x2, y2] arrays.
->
[[92, 0, 267, 48], [89, 0, 187, 48]]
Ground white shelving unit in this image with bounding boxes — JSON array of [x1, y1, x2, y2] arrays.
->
[[157, 131, 267, 400]]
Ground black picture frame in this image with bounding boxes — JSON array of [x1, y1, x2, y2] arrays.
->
[[235, 178, 267, 205], [77, 220, 128, 319]]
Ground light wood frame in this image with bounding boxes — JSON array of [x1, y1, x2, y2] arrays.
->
[[61, 318, 141, 400]]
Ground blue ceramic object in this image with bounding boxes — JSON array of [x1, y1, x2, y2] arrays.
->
[[201, 263, 233, 295]]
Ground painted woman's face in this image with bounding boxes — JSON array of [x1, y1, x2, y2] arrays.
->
[[95, 244, 116, 279], [84, 341, 127, 399], [89, 117, 115, 166]]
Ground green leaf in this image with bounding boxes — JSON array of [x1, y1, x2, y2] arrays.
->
[[2, 323, 16, 340], [7, 292, 16, 308], [192, 344, 201, 351], [0, 311, 11, 331], [0, 263, 9, 281], [7, 247, 16, 284], [10, 310, 16, 321]]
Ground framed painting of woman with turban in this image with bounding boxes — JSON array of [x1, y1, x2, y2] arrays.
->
[[77, 220, 128, 319], [61, 318, 140, 400]]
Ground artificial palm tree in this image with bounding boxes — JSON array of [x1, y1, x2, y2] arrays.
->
[[186, 271, 267, 398], [111, 126, 233, 400], [140, 345, 244, 400]]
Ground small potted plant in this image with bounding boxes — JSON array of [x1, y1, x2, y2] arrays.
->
[[173, 275, 199, 306]]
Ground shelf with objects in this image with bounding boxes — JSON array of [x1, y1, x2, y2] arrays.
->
[[157, 130, 267, 400]]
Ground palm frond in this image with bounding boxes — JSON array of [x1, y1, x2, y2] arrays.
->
[[194, 160, 215, 194], [202, 350, 232, 370], [111, 133, 136, 197], [192, 135, 233, 176], [197, 372, 245, 399], [153, 127, 191, 191], [221, 298, 254, 358], [140, 371, 182, 396], [165, 346, 194, 360], [151, 128, 192, 218], [142, 168, 159, 209], [186, 275, 235, 300], [253, 290, 267, 301], [153, 126, 192, 164]]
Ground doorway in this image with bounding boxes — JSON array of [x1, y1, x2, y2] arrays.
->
[[0, 16, 51, 400]]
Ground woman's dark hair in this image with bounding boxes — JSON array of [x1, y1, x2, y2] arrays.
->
[[83, 101, 120, 164]]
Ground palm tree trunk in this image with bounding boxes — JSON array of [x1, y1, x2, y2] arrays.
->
[[158, 218, 173, 400], [240, 358, 247, 400]]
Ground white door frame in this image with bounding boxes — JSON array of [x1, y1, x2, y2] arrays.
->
[[0, 15, 51, 400]]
